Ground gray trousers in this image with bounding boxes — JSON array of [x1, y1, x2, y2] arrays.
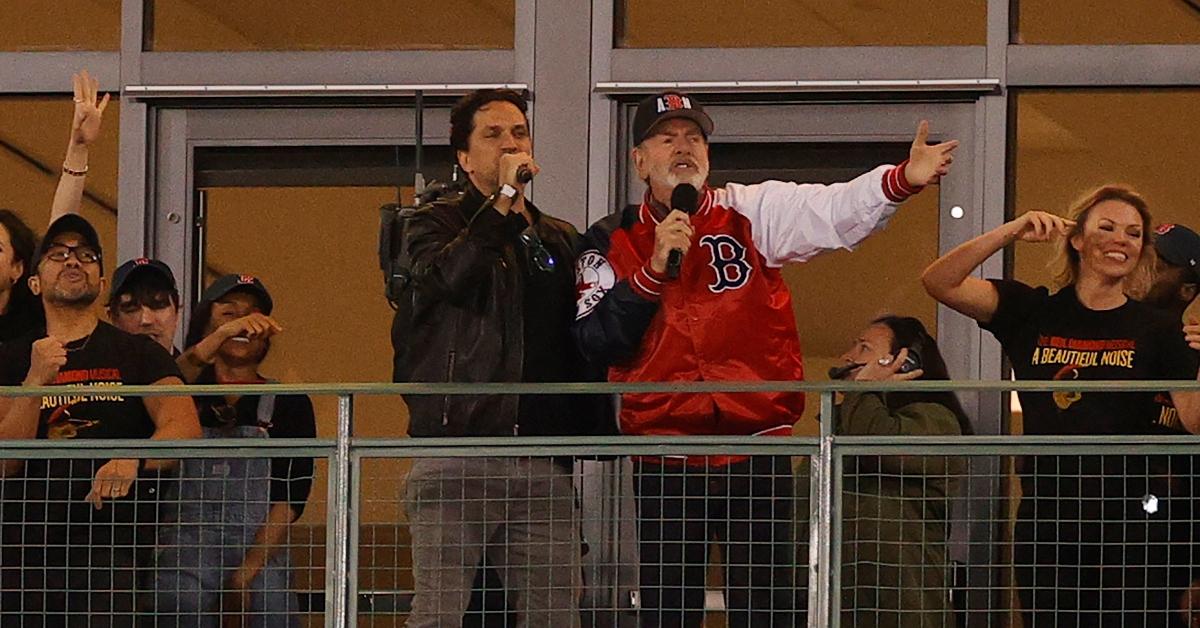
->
[[405, 457, 581, 628]]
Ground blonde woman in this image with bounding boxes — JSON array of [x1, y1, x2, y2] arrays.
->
[[922, 185, 1200, 625]]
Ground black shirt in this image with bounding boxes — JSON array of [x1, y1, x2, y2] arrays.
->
[[0, 295, 43, 346], [0, 321, 182, 524], [982, 279, 1198, 436], [982, 280, 1199, 496], [193, 368, 317, 518], [516, 212, 578, 432]]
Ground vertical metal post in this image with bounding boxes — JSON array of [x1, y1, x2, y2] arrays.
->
[[829, 433, 843, 628], [808, 390, 835, 627], [326, 394, 353, 627], [347, 451, 362, 621], [413, 90, 426, 195]]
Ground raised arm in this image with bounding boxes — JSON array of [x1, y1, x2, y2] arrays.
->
[[177, 313, 282, 382], [922, 211, 1074, 323], [50, 70, 110, 222], [571, 212, 689, 365], [405, 203, 526, 304], [726, 121, 958, 266]]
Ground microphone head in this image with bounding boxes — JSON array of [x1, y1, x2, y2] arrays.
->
[[516, 165, 534, 184], [670, 183, 699, 215]]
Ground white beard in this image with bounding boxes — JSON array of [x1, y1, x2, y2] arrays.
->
[[661, 166, 708, 192]]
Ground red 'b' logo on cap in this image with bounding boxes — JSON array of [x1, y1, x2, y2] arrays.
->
[[657, 94, 691, 113], [134, 258, 150, 265], [237, 274, 256, 284], [1156, 224, 1175, 235]]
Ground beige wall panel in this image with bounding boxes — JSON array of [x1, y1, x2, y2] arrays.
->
[[619, 0, 986, 47], [1, 1, 121, 51], [151, 0, 514, 51]]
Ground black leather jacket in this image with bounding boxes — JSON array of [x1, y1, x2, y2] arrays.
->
[[391, 183, 610, 437]]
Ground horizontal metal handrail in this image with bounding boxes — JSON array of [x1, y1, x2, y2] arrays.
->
[[1, 379, 1198, 397], [1, 434, 1196, 459]]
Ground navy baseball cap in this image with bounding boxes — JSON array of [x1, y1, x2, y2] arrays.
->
[[1154, 223, 1200, 282], [109, 257, 178, 303], [632, 91, 714, 146], [198, 274, 274, 315], [37, 214, 103, 274]]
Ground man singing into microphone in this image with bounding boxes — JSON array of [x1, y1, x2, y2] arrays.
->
[[393, 88, 607, 626], [572, 91, 957, 626]]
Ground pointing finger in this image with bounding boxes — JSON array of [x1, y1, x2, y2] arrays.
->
[[937, 140, 960, 153]]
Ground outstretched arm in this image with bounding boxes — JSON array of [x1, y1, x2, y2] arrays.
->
[[727, 121, 959, 266]]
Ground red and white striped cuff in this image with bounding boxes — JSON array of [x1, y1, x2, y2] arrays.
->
[[629, 263, 667, 301], [882, 159, 923, 203]]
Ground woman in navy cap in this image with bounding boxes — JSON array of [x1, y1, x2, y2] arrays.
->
[[155, 274, 316, 627]]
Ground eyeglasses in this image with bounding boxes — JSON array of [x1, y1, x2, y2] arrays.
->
[[519, 230, 556, 273], [43, 244, 101, 265]]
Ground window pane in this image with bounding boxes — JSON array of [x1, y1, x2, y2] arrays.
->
[[1012, 90, 1200, 288], [0, 1, 121, 51], [150, 0, 514, 51], [617, 0, 985, 47], [0, 97, 120, 263], [1017, 0, 1200, 44]]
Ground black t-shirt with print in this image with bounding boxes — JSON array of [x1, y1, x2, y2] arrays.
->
[[0, 321, 183, 525], [982, 280, 1197, 435], [982, 280, 1199, 494], [193, 368, 317, 518]]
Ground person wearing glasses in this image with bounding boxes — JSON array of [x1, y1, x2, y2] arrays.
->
[[153, 274, 314, 625], [391, 88, 606, 627], [0, 214, 200, 625], [572, 91, 956, 626]]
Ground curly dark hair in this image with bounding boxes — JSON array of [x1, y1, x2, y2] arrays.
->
[[0, 209, 39, 314], [449, 89, 528, 158]]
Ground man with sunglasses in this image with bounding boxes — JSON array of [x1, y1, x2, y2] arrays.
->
[[392, 88, 606, 626], [0, 214, 200, 625]]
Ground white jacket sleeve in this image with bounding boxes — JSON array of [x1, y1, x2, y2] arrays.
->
[[719, 163, 917, 267]]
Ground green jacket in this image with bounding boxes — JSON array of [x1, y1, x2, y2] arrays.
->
[[836, 391, 965, 628]]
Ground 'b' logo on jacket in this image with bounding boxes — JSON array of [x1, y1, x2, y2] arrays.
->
[[700, 234, 753, 293]]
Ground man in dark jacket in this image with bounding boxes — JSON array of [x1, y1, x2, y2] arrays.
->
[[391, 89, 593, 627]]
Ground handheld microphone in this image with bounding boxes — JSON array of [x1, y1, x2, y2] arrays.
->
[[516, 165, 534, 184], [666, 183, 699, 280]]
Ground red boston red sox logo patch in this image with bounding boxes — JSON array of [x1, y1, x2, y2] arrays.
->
[[657, 94, 692, 113]]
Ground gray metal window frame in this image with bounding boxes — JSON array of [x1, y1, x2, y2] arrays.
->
[[3, 2, 1199, 622]]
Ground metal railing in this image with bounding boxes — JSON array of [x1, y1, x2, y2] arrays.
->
[[1, 379, 1198, 627]]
